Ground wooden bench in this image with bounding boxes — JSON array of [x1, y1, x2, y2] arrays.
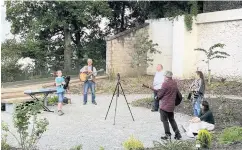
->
[[1, 96, 40, 114]]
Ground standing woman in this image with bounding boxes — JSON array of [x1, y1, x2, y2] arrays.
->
[[189, 71, 205, 117]]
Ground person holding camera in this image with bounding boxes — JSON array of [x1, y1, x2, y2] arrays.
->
[[189, 71, 206, 117]]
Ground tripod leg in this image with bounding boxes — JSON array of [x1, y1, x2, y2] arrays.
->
[[119, 82, 135, 121], [105, 82, 118, 120], [113, 89, 118, 125]]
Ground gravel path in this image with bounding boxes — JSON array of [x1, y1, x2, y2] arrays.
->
[[1, 94, 192, 150]]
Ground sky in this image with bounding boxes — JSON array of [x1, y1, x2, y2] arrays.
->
[[1, 3, 13, 43]]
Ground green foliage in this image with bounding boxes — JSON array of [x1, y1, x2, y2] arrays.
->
[[195, 43, 229, 84], [197, 129, 212, 148], [48, 96, 58, 105], [219, 126, 242, 145], [1, 125, 11, 150], [131, 97, 153, 109], [153, 140, 196, 150], [123, 135, 144, 150], [184, 14, 193, 31], [130, 30, 160, 76], [1, 101, 49, 150], [5, 1, 112, 74], [99, 146, 105, 150], [70, 144, 82, 150]]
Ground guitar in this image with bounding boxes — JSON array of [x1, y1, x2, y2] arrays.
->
[[79, 69, 104, 82], [142, 84, 182, 106]]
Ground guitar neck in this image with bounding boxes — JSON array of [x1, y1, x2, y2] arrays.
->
[[142, 84, 157, 92]]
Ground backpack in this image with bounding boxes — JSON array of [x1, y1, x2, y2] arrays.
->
[[175, 91, 183, 106]]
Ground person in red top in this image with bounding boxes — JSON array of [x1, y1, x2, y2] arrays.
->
[[157, 71, 182, 140]]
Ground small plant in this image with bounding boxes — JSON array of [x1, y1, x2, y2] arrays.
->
[[48, 95, 58, 105], [197, 129, 212, 148], [99, 146, 105, 150], [195, 43, 229, 85], [219, 126, 242, 145], [123, 135, 144, 150], [1, 131, 10, 150], [70, 144, 82, 150], [1, 101, 49, 150], [153, 140, 196, 150]]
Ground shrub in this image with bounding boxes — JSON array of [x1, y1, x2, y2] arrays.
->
[[70, 144, 82, 150], [123, 135, 144, 150], [1, 131, 10, 150], [153, 140, 196, 150], [1, 101, 49, 150], [197, 129, 212, 148], [99, 146, 105, 150], [48, 95, 58, 105], [219, 126, 242, 144]]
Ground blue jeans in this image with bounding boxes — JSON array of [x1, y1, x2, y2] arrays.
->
[[152, 92, 159, 110], [193, 95, 202, 116], [83, 80, 96, 103], [57, 92, 64, 103]]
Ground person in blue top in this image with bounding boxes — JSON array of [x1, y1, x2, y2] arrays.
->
[[55, 70, 65, 116]]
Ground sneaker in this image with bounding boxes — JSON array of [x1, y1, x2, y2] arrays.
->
[[161, 134, 171, 140], [83, 102, 87, 105], [92, 101, 97, 105], [58, 110, 64, 116], [174, 133, 182, 140]]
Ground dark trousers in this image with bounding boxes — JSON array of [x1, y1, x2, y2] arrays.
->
[[152, 92, 159, 110], [160, 109, 180, 136]]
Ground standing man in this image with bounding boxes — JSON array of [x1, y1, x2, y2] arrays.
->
[[80, 59, 97, 105], [152, 64, 164, 112], [157, 71, 182, 140]]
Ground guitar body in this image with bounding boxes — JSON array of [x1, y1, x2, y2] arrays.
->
[[79, 69, 104, 82], [79, 73, 88, 82]]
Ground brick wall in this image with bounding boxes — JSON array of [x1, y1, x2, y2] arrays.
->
[[106, 24, 149, 77]]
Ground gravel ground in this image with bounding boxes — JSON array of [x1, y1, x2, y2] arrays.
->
[[1, 94, 192, 150]]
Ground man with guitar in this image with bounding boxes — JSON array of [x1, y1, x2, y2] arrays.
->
[[157, 71, 182, 140], [80, 59, 97, 105]]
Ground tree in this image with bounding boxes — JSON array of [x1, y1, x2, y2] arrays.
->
[[130, 30, 161, 77], [1, 39, 25, 82], [5, 1, 111, 74], [195, 43, 230, 84]]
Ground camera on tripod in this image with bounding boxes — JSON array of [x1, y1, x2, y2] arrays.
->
[[105, 73, 135, 125]]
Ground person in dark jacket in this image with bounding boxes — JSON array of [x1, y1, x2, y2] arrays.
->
[[184, 100, 215, 138], [157, 71, 182, 140]]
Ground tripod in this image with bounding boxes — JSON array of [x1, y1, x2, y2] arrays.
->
[[105, 73, 135, 125]]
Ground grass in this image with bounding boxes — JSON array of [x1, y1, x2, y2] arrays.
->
[[219, 126, 242, 145]]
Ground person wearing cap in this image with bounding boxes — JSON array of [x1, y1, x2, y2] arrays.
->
[[157, 71, 182, 140], [151, 64, 164, 112]]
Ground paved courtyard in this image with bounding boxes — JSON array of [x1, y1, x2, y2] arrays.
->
[[1, 94, 192, 150]]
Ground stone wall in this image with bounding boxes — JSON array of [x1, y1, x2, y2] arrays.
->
[[106, 9, 242, 79], [106, 24, 149, 77]]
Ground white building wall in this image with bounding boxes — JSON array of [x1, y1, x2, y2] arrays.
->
[[146, 8, 242, 79], [146, 19, 173, 75], [196, 9, 242, 79]]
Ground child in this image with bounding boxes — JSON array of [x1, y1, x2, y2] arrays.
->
[[189, 71, 205, 117], [55, 70, 65, 116]]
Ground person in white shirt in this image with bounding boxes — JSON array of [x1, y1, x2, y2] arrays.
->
[[151, 64, 164, 112]]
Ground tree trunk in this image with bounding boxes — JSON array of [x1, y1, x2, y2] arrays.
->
[[208, 61, 211, 85], [64, 24, 72, 74]]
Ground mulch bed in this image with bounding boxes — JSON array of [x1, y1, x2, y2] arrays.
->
[[132, 97, 242, 150]]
